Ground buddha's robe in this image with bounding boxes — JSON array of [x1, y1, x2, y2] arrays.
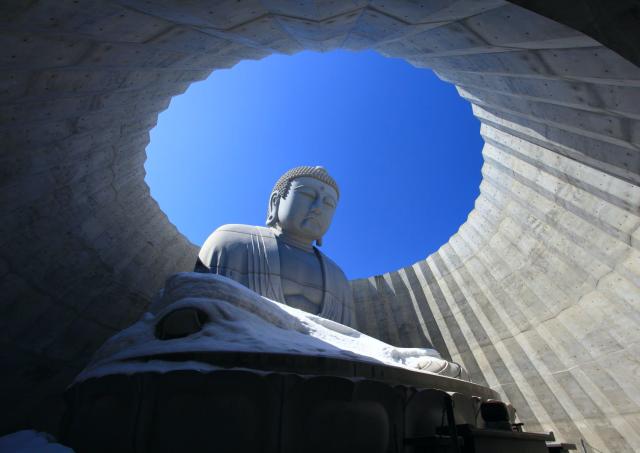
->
[[196, 224, 356, 328]]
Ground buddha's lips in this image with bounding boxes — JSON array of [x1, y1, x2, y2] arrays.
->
[[304, 218, 323, 229]]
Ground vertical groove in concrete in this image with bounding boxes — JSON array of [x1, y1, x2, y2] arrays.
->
[[2, 1, 639, 450]]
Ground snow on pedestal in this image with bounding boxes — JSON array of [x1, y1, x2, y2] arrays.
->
[[76, 273, 465, 382]]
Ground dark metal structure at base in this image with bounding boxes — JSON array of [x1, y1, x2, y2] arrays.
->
[[62, 352, 560, 453]]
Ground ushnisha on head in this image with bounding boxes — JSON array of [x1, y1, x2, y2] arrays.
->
[[266, 166, 339, 247]]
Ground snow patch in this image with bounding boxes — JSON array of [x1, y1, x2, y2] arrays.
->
[[77, 273, 466, 382], [0, 431, 73, 453]]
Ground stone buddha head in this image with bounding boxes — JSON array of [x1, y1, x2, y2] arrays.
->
[[266, 166, 339, 247]]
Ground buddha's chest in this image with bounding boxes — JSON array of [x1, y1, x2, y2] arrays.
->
[[278, 243, 324, 314]]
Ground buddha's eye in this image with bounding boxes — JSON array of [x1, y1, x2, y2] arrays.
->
[[298, 190, 315, 199], [324, 198, 336, 208]]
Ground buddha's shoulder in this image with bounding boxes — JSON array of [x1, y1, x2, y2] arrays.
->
[[214, 223, 270, 235], [203, 224, 274, 247]]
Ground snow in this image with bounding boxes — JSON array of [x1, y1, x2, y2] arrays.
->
[[77, 273, 466, 382], [0, 431, 74, 453]]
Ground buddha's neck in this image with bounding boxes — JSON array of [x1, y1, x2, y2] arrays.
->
[[272, 228, 315, 253]]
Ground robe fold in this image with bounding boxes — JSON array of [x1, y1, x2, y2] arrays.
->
[[197, 224, 356, 328]]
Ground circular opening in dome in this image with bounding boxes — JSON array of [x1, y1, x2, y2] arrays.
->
[[145, 50, 482, 279]]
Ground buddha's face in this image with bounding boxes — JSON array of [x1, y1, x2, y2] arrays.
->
[[275, 176, 338, 241]]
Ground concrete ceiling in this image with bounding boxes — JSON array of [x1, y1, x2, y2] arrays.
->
[[2, 1, 639, 451]]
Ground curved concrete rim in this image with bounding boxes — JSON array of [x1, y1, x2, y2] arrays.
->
[[2, 1, 640, 451]]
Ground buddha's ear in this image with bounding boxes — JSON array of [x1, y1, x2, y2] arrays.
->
[[266, 191, 280, 226], [316, 237, 323, 247]]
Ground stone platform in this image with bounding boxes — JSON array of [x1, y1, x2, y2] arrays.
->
[[61, 351, 556, 453], [61, 274, 556, 452]]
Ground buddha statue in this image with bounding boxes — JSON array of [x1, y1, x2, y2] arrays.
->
[[74, 165, 466, 386], [195, 166, 355, 327], [65, 170, 536, 453]]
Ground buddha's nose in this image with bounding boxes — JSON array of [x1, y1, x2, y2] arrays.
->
[[309, 200, 322, 213]]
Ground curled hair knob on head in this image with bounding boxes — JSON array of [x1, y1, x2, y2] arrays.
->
[[271, 165, 339, 200]]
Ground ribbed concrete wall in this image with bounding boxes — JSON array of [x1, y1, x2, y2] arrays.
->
[[352, 126, 640, 451], [2, 1, 638, 450]]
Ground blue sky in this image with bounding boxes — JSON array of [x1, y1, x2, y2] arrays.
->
[[145, 50, 483, 279]]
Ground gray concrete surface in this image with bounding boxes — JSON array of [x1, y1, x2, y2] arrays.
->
[[1, 1, 639, 451]]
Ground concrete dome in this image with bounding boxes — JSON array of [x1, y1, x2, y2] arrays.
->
[[2, 1, 639, 451]]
